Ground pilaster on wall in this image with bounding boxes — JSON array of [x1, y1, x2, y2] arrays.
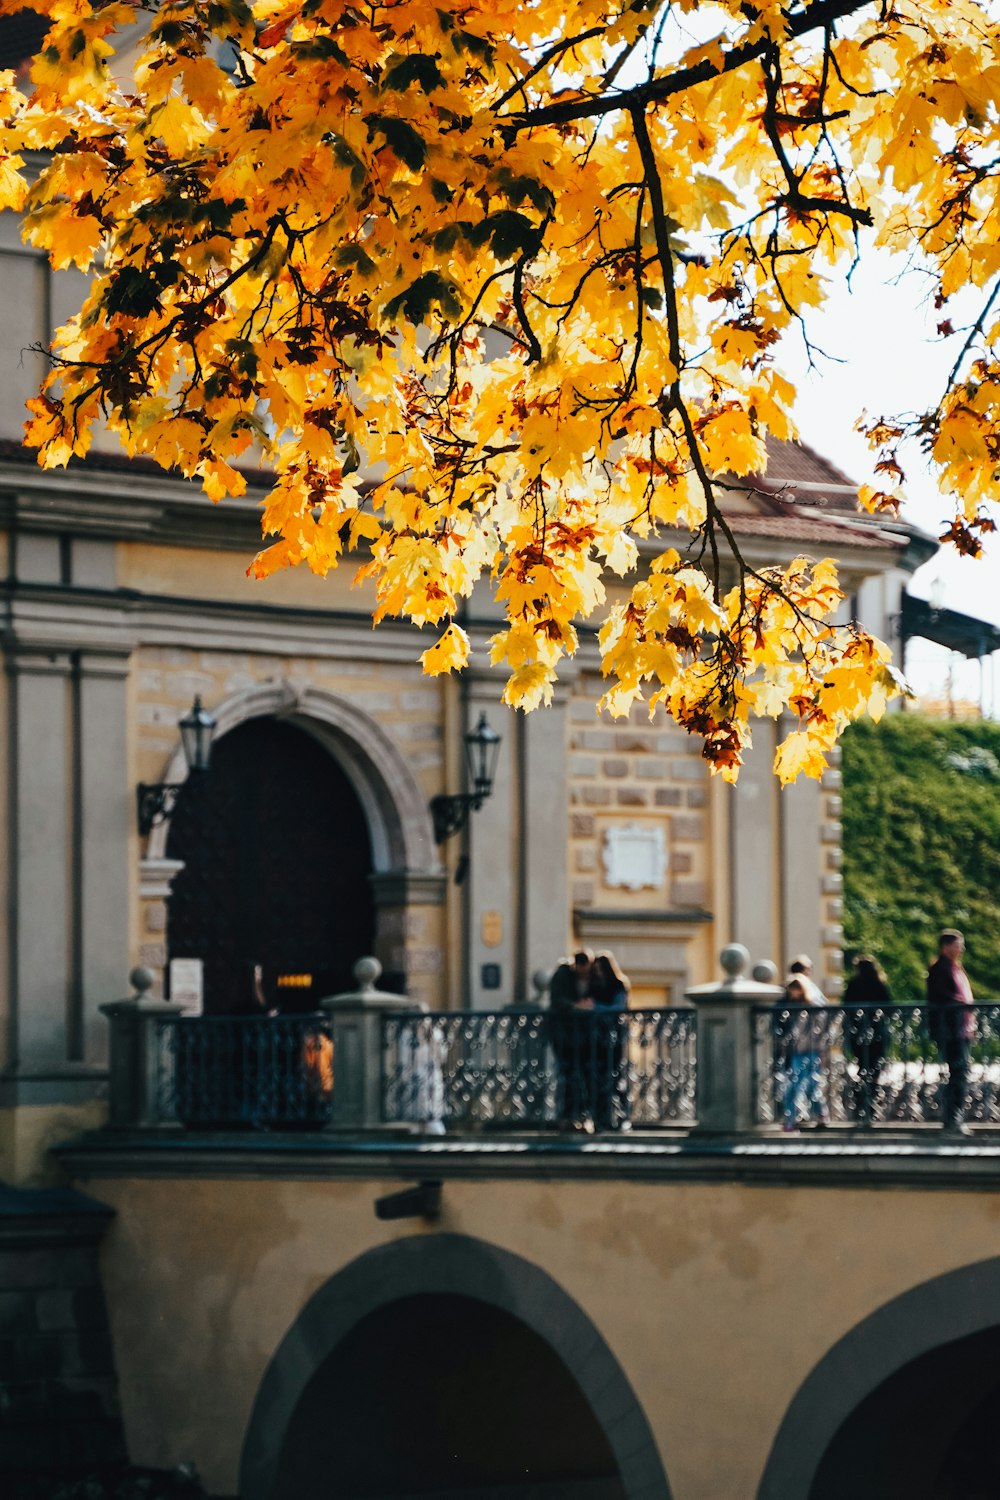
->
[[78, 654, 130, 1058], [521, 686, 571, 993], [727, 717, 782, 972], [779, 748, 823, 981], [465, 675, 519, 1010], [10, 651, 73, 1074], [368, 870, 447, 1010], [3, 643, 131, 1099], [819, 750, 845, 997]]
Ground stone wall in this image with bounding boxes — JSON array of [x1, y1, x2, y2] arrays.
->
[[0, 1185, 123, 1475], [568, 673, 711, 916], [566, 671, 716, 1003]]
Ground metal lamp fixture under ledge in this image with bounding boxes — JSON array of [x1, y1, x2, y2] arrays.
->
[[430, 711, 502, 844], [137, 694, 217, 837]]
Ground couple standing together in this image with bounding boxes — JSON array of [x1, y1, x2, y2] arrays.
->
[[549, 949, 630, 1131]]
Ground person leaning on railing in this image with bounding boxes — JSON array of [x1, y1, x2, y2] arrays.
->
[[590, 951, 631, 1132], [842, 955, 891, 1125], [548, 949, 596, 1130], [779, 975, 829, 1133], [926, 928, 975, 1136]]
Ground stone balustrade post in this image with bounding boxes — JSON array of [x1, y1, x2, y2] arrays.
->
[[99, 967, 191, 1128], [320, 957, 423, 1131], [686, 944, 784, 1134]]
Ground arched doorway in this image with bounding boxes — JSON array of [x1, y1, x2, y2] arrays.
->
[[758, 1257, 1000, 1500], [275, 1292, 623, 1499], [240, 1234, 672, 1500], [166, 716, 374, 1013]]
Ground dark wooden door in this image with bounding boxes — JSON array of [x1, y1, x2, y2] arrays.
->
[[166, 717, 374, 1014]]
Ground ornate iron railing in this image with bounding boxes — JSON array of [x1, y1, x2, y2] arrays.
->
[[154, 1014, 334, 1128], [381, 1007, 697, 1131], [753, 1002, 1000, 1130]]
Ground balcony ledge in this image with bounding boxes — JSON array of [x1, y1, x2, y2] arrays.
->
[[53, 1126, 1000, 1191]]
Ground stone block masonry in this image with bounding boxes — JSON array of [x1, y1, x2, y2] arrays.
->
[[0, 1185, 124, 1476], [567, 678, 710, 916]]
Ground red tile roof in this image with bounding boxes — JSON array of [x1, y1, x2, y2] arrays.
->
[[751, 433, 863, 513], [726, 512, 902, 550]]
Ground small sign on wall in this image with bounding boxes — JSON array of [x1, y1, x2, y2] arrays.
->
[[481, 910, 504, 948], [602, 823, 668, 892], [169, 957, 204, 1014]]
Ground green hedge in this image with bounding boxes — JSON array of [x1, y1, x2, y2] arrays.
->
[[841, 715, 1000, 1000]]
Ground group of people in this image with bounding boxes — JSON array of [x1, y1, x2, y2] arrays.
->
[[548, 949, 631, 1131], [777, 930, 976, 1134]]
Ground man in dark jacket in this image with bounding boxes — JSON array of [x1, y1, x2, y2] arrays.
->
[[548, 950, 594, 1128], [926, 929, 975, 1134]]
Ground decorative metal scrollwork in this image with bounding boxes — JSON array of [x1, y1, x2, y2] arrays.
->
[[752, 1002, 1000, 1131], [382, 1007, 698, 1132]]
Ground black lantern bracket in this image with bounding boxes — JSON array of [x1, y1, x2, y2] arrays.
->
[[430, 711, 502, 844], [137, 782, 185, 838], [136, 694, 217, 838]]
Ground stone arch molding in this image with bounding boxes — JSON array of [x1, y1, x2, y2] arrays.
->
[[144, 680, 439, 875], [757, 1255, 1000, 1500], [239, 1232, 674, 1500]]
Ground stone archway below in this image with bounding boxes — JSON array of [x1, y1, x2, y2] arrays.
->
[[239, 1234, 672, 1500], [758, 1257, 1000, 1500]]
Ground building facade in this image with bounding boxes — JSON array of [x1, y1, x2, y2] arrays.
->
[[0, 178, 925, 1184]]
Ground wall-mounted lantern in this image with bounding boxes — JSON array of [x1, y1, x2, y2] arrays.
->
[[430, 711, 502, 844], [137, 695, 217, 837]]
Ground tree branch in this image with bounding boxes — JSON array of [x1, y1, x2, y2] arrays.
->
[[502, 0, 873, 131]]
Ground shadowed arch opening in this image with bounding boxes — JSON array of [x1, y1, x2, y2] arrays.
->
[[240, 1234, 671, 1500], [166, 716, 375, 1011], [808, 1324, 1000, 1500], [758, 1257, 1000, 1500], [276, 1292, 623, 1499]]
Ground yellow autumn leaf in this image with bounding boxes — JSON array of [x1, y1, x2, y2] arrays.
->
[[774, 731, 829, 786], [149, 95, 208, 156], [0, 153, 26, 211], [29, 207, 104, 270], [420, 623, 470, 676]]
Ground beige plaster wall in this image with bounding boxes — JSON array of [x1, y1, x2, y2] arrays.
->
[[0, 1100, 107, 1186], [117, 540, 377, 614], [81, 1171, 1000, 1500]]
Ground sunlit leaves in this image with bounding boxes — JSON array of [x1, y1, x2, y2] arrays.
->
[[13, 0, 1000, 780]]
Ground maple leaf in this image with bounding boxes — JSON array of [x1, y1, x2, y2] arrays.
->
[[420, 622, 470, 675], [0, 154, 26, 212]]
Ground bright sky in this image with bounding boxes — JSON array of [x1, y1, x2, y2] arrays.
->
[[786, 247, 1000, 713]]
